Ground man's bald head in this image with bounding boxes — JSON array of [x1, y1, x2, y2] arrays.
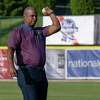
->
[[23, 6, 37, 26], [23, 6, 37, 16]]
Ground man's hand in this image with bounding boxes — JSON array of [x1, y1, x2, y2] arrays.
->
[[9, 66, 17, 77], [42, 7, 53, 16], [7, 47, 17, 77]]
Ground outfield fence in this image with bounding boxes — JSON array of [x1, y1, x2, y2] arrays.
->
[[1, 46, 100, 80]]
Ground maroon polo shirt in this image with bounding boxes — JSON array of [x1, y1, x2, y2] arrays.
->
[[8, 23, 48, 67]]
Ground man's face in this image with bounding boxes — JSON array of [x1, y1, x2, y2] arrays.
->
[[24, 9, 37, 26]]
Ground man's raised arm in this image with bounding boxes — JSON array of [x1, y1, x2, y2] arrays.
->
[[42, 7, 61, 36]]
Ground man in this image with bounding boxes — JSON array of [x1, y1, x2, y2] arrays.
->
[[8, 6, 61, 100]]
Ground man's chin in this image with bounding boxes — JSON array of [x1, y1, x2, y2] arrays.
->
[[31, 22, 36, 26]]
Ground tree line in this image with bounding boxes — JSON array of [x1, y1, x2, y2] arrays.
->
[[0, 0, 98, 16], [0, 0, 55, 16]]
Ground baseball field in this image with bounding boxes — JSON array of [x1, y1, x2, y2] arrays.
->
[[0, 80, 100, 100]]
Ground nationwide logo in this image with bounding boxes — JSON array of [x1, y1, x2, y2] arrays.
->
[[68, 59, 100, 68]]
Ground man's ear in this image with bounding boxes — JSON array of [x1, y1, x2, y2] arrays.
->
[[23, 14, 25, 17], [23, 14, 26, 19]]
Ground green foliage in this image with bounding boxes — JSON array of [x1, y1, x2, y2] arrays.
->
[[28, 0, 56, 16], [0, 0, 55, 16], [46, 0, 56, 9], [0, 17, 23, 46], [28, 0, 45, 16], [70, 0, 95, 15], [0, 0, 28, 16]]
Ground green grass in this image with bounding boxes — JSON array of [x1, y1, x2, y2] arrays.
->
[[48, 81, 100, 100], [0, 81, 100, 100], [0, 81, 22, 100]]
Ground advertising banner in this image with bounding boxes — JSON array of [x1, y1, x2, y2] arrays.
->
[[45, 49, 65, 79], [0, 47, 11, 79], [43, 16, 94, 45], [66, 50, 100, 79]]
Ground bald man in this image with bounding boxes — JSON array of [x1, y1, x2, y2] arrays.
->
[[8, 6, 61, 100]]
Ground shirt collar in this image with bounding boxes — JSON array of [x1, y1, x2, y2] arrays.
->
[[22, 23, 33, 32]]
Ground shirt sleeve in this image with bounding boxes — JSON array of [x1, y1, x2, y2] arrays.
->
[[42, 26, 49, 36], [8, 28, 21, 49]]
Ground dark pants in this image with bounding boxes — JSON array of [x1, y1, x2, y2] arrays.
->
[[17, 65, 48, 100]]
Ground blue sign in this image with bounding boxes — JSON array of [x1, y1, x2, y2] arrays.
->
[[67, 50, 100, 77]]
